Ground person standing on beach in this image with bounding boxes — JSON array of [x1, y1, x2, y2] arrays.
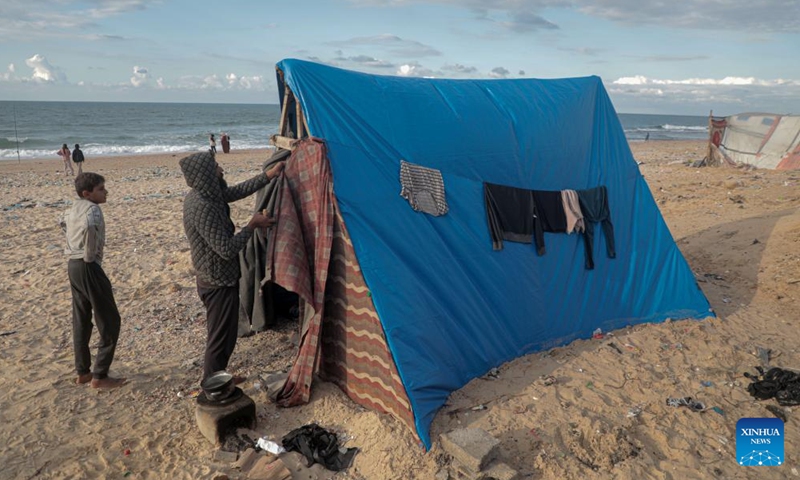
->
[[179, 152, 284, 384], [221, 132, 230, 154], [72, 144, 85, 175], [58, 143, 74, 176], [209, 133, 217, 154], [64, 172, 126, 389]]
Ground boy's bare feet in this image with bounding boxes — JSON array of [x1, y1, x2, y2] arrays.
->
[[90, 376, 127, 389], [232, 375, 247, 385], [76, 373, 92, 385]]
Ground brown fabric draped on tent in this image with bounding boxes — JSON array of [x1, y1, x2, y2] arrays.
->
[[257, 138, 415, 436]]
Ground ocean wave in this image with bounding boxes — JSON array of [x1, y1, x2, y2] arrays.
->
[[662, 124, 707, 131], [0, 141, 273, 160], [626, 125, 708, 132]]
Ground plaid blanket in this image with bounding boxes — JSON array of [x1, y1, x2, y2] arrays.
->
[[267, 139, 416, 439], [268, 138, 334, 406]]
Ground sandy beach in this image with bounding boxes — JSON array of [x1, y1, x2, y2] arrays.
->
[[1, 141, 799, 479]]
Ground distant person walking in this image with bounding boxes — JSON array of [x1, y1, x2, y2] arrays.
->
[[64, 172, 126, 389], [221, 132, 230, 154], [209, 134, 217, 154], [58, 143, 74, 176], [72, 144, 85, 175], [645, 133, 650, 142]]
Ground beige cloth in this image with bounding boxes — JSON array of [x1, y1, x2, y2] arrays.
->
[[561, 189, 585, 234]]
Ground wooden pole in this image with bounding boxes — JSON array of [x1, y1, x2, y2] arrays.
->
[[13, 103, 21, 164], [300, 104, 309, 138], [279, 88, 291, 138], [707, 109, 713, 165], [295, 99, 304, 139]]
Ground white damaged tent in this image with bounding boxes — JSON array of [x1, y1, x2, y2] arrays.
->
[[708, 113, 800, 170]]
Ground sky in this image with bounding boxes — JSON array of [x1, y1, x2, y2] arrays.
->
[[0, 0, 798, 115]]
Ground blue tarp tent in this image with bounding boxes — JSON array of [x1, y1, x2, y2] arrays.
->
[[271, 59, 712, 448]]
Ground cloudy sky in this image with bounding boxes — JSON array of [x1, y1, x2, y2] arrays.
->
[[1, 0, 798, 115]]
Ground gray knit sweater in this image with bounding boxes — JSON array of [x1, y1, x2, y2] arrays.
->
[[179, 152, 270, 287]]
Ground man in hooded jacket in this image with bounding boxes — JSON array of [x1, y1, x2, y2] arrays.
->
[[179, 151, 284, 383]]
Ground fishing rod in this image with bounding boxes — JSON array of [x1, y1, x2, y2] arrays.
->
[[12, 102, 21, 164]]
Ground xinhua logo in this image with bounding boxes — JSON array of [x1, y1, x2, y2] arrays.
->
[[736, 418, 784, 466]]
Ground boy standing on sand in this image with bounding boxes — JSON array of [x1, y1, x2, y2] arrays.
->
[[64, 173, 126, 389]]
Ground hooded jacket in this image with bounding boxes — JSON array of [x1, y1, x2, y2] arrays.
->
[[179, 152, 270, 287]]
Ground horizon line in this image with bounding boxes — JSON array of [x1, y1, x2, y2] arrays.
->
[[0, 99, 715, 117]]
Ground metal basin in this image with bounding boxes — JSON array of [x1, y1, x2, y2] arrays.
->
[[201, 371, 235, 402]]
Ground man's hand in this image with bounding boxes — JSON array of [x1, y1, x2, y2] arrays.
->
[[265, 161, 285, 180], [247, 213, 276, 230]]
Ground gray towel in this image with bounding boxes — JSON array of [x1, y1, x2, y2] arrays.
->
[[399, 160, 448, 216]]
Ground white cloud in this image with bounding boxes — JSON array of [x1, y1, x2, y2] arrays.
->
[[25, 54, 66, 83], [130, 65, 151, 87], [613, 76, 800, 87], [396, 62, 437, 77], [222, 73, 264, 89], [202, 75, 224, 89], [1, 63, 16, 81], [441, 63, 478, 76], [348, 55, 395, 68], [398, 64, 415, 76], [607, 75, 800, 114], [237, 75, 262, 89], [175, 73, 266, 91], [488, 66, 510, 78]]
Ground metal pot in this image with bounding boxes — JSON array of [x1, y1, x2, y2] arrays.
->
[[201, 371, 235, 402]]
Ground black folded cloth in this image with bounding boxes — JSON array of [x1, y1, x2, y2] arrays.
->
[[282, 423, 358, 471], [744, 366, 800, 406]]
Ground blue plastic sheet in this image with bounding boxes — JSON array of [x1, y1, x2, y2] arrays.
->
[[277, 59, 713, 448]]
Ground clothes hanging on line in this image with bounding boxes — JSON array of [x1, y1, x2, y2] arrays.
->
[[484, 183, 536, 251], [483, 182, 616, 269], [577, 186, 615, 270], [561, 189, 585, 234], [399, 160, 448, 216], [531, 190, 567, 255]]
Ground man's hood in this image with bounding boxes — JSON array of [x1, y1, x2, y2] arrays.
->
[[179, 152, 222, 199]]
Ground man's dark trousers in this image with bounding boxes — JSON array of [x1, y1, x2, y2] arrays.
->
[[197, 283, 239, 380]]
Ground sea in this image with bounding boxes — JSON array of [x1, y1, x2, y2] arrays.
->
[[0, 101, 709, 161]]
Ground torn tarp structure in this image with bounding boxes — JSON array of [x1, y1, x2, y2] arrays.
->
[[709, 113, 800, 170], [242, 59, 713, 449]]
